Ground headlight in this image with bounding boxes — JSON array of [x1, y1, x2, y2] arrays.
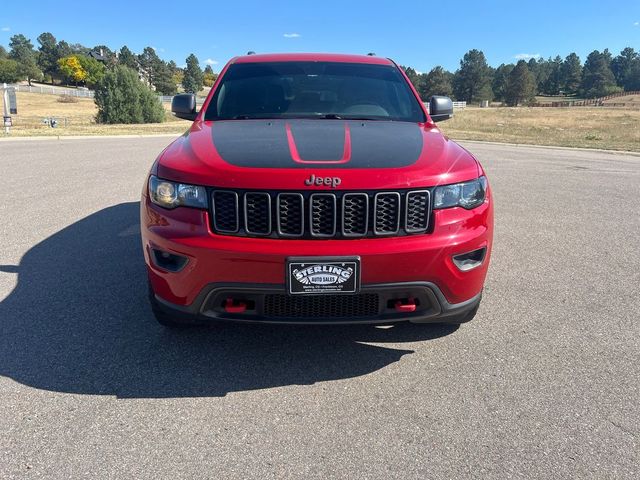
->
[[148, 175, 208, 209], [433, 176, 487, 210]]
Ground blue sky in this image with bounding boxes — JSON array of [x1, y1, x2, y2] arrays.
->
[[1, 0, 639, 72]]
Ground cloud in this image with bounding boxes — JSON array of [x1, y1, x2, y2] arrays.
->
[[151, 46, 165, 53], [205, 58, 218, 65], [634, 21, 639, 26], [1, 26, 10, 32], [515, 53, 541, 60], [283, 33, 301, 38]]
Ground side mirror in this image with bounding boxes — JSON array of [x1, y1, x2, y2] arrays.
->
[[429, 96, 453, 122], [171, 93, 197, 121]]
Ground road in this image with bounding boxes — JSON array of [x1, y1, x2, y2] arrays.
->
[[1, 137, 638, 479]]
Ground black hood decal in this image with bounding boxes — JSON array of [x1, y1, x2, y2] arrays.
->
[[211, 119, 423, 169]]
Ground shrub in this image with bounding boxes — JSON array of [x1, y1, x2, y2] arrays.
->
[[94, 65, 165, 124], [57, 94, 79, 103]]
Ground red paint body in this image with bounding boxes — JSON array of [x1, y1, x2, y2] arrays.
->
[[141, 53, 494, 324]]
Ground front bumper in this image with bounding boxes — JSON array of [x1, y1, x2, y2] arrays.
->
[[151, 281, 482, 325], [142, 191, 493, 323]]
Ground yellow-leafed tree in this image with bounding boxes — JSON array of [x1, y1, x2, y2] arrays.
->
[[57, 55, 87, 84]]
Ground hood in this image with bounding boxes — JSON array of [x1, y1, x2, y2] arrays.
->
[[157, 119, 480, 190]]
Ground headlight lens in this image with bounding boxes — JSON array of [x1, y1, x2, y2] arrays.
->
[[434, 176, 487, 210], [148, 175, 208, 209]]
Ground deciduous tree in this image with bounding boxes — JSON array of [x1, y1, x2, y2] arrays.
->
[[0, 58, 20, 83], [57, 55, 87, 84]]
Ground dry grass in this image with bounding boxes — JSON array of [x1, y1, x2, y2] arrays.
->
[[6, 91, 186, 136], [439, 107, 640, 152], [4, 92, 640, 152]]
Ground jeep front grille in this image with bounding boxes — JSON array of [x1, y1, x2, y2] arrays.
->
[[210, 189, 431, 239]]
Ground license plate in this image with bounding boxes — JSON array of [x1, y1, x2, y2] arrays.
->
[[287, 257, 360, 295]]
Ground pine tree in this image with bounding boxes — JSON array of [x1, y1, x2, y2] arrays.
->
[[611, 47, 639, 90], [580, 50, 620, 98], [118, 46, 139, 71], [138, 46, 161, 86], [401, 66, 420, 89], [492, 63, 514, 101], [453, 49, 493, 102], [420, 66, 453, 98], [504, 60, 536, 106], [182, 54, 204, 94], [541, 56, 563, 95], [154, 61, 178, 95], [560, 53, 582, 95], [9, 34, 42, 85], [36, 32, 59, 82]]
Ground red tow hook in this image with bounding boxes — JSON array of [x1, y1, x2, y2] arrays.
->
[[224, 298, 247, 313], [394, 297, 417, 313]]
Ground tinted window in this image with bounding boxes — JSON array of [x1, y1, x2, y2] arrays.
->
[[205, 62, 425, 122]]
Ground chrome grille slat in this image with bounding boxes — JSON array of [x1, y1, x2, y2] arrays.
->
[[209, 189, 431, 239]]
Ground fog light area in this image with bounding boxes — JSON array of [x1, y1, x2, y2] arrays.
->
[[452, 247, 486, 271]]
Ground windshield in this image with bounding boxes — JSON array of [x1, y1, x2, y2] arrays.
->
[[204, 61, 426, 122]]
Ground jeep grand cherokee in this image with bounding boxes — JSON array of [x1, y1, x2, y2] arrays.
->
[[141, 53, 493, 326]]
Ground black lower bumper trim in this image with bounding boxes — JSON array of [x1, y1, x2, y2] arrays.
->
[[151, 281, 482, 325]]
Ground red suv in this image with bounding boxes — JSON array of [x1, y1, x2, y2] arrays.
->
[[141, 53, 493, 326]]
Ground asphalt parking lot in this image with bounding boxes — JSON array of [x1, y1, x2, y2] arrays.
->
[[0, 136, 638, 479]]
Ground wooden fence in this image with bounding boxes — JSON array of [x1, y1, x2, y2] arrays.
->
[[533, 90, 640, 108]]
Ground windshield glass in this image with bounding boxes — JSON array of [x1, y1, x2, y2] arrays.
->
[[204, 61, 426, 122]]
